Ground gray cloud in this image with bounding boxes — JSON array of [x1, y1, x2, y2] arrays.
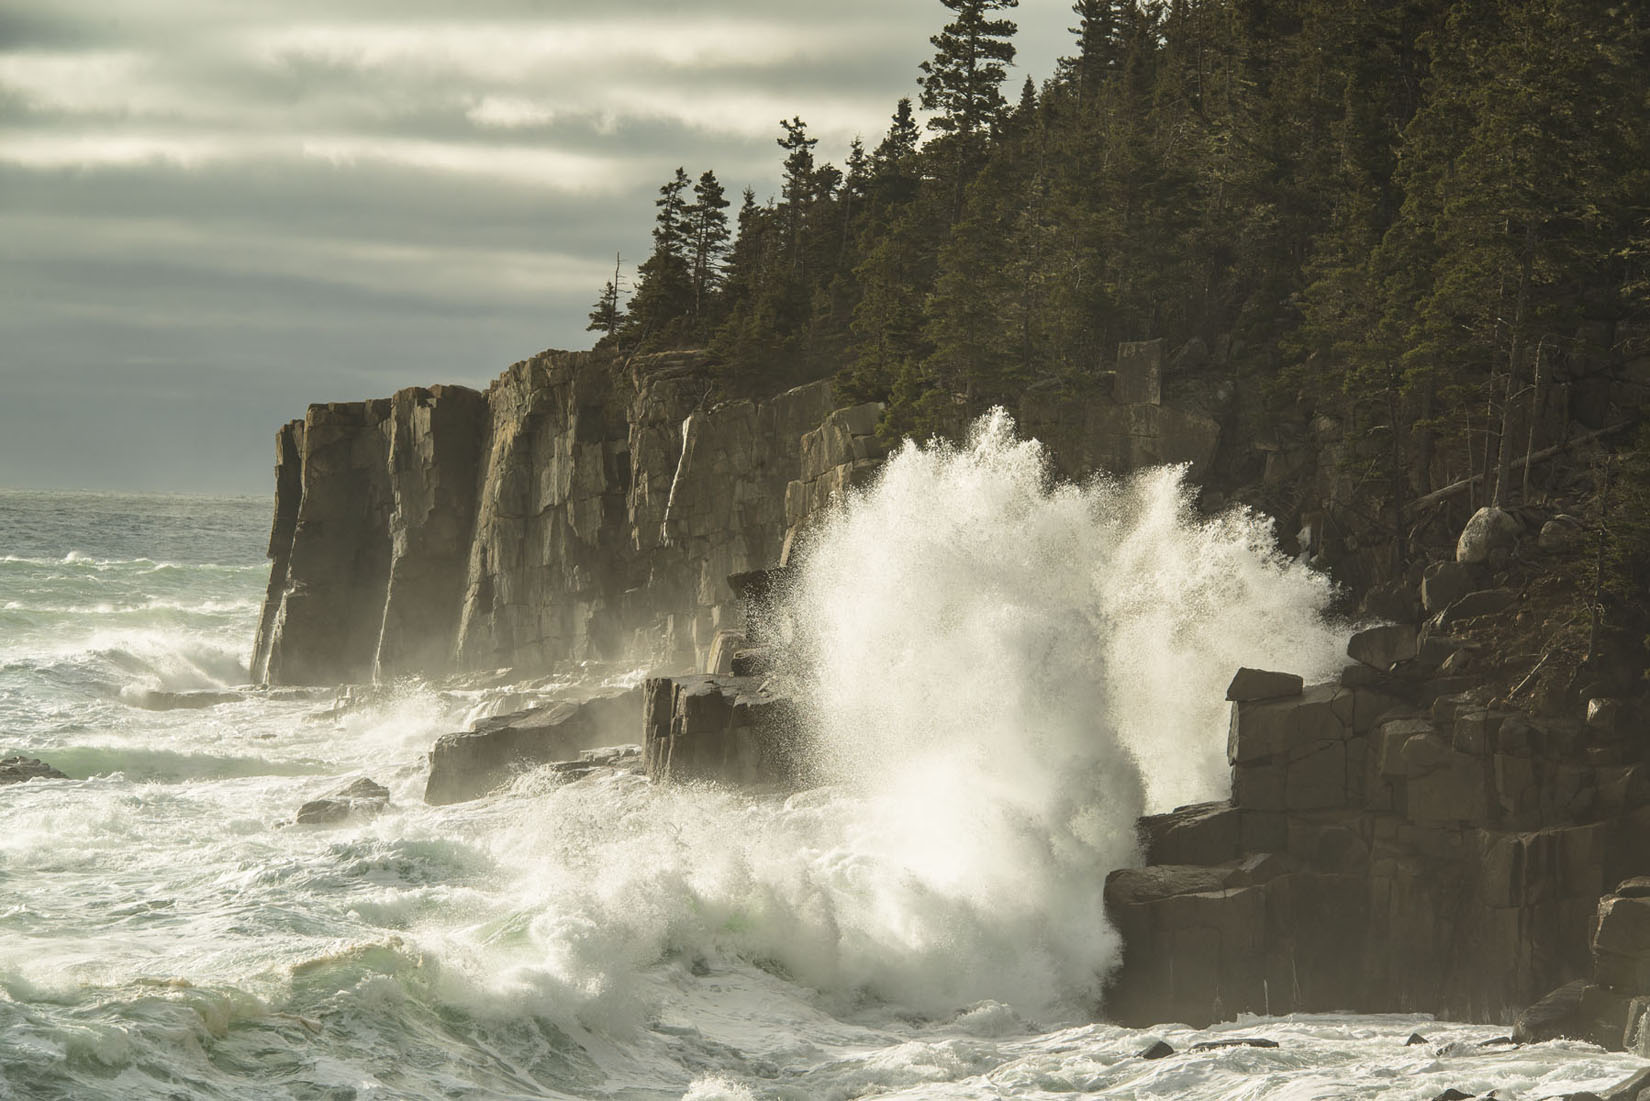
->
[[1, 0, 1075, 493]]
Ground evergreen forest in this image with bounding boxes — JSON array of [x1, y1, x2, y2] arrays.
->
[[587, 0, 1650, 599]]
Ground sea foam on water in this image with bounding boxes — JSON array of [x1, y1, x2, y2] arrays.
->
[[3, 461, 1641, 1100]]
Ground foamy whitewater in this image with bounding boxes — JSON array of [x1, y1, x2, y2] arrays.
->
[[1, 422, 1644, 1099]]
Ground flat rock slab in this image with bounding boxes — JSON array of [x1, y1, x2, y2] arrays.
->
[[0, 756, 68, 784], [425, 688, 643, 805], [1348, 624, 1417, 671], [1227, 668, 1304, 702]]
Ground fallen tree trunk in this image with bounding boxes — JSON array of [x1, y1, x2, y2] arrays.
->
[[1404, 423, 1630, 514]]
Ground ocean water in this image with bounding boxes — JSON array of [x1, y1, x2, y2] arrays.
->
[[1, 427, 1645, 1100]]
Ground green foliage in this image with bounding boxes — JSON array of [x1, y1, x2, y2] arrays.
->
[[583, 0, 1650, 474], [687, 170, 732, 334], [919, 0, 1020, 139]]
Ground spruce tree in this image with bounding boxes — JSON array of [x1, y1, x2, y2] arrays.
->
[[626, 167, 695, 346], [686, 170, 732, 333], [586, 253, 626, 337], [777, 117, 820, 275], [919, 0, 1020, 140]]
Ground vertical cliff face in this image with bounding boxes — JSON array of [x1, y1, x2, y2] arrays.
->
[[375, 386, 488, 679], [252, 389, 487, 686], [653, 380, 837, 660], [252, 344, 1223, 686], [257, 400, 395, 686], [452, 351, 641, 672], [250, 418, 304, 684], [252, 351, 860, 685]]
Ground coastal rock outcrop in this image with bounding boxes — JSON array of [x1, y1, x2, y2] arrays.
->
[[642, 674, 806, 788], [296, 777, 390, 825], [1515, 877, 1650, 1052], [425, 689, 642, 805], [254, 353, 843, 683], [0, 756, 68, 784], [254, 346, 1222, 685], [1105, 656, 1650, 1031]]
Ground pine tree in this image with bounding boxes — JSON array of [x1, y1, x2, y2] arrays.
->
[[777, 117, 820, 275], [626, 167, 695, 346], [586, 252, 626, 337], [1061, 0, 1123, 104], [919, 0, 1020, 140], [686, 170, 732, 333]]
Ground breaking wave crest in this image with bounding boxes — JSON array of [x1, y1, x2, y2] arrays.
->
[[439, 411, 1347, 1030]]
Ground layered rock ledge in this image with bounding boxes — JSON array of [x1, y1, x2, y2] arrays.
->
[[1106, 653, 1650, 1036]]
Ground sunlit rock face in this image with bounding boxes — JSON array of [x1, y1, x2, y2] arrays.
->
[[252, 351, 861, 685], [253, 342, 1230, 688]]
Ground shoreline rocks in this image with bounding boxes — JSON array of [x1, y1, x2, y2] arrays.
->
[[0, 756, 68, 784], [425, 689, 643, 805], [295, 777, 390, 825], [643, 674, 806, 789], [252, 346, 1224, 687], [1105, 658, 1650, 1032]]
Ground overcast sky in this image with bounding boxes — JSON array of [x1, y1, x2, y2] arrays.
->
[[1, 0, 1075, 493]]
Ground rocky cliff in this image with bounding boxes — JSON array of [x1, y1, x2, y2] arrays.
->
[[1105, 582, 1650, 1039], [252, 343, 1221, 685]]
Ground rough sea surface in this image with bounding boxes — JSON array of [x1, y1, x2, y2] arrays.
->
[[1, 473, 1645, 1099]]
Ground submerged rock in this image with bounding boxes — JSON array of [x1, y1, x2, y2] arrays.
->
[[0, 756, 68, 784], [1189, 1037, 1279, 1051], [125, 688, 242, 710], [1138, 1040, 1175, 1060], [295, 777, 390, 825]]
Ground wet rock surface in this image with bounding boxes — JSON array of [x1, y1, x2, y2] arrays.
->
[[0, 756, 69, 784], [295, 778, 390, 825], [1226, 668, 1304, 702], [642, 674, 807, 789], [425, 689, 643, 805], [1106, 655, 1650, 1032]]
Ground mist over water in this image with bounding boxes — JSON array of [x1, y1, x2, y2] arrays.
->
[[796, 410, 1348, 811], [0, 463, 1641, 1100]]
